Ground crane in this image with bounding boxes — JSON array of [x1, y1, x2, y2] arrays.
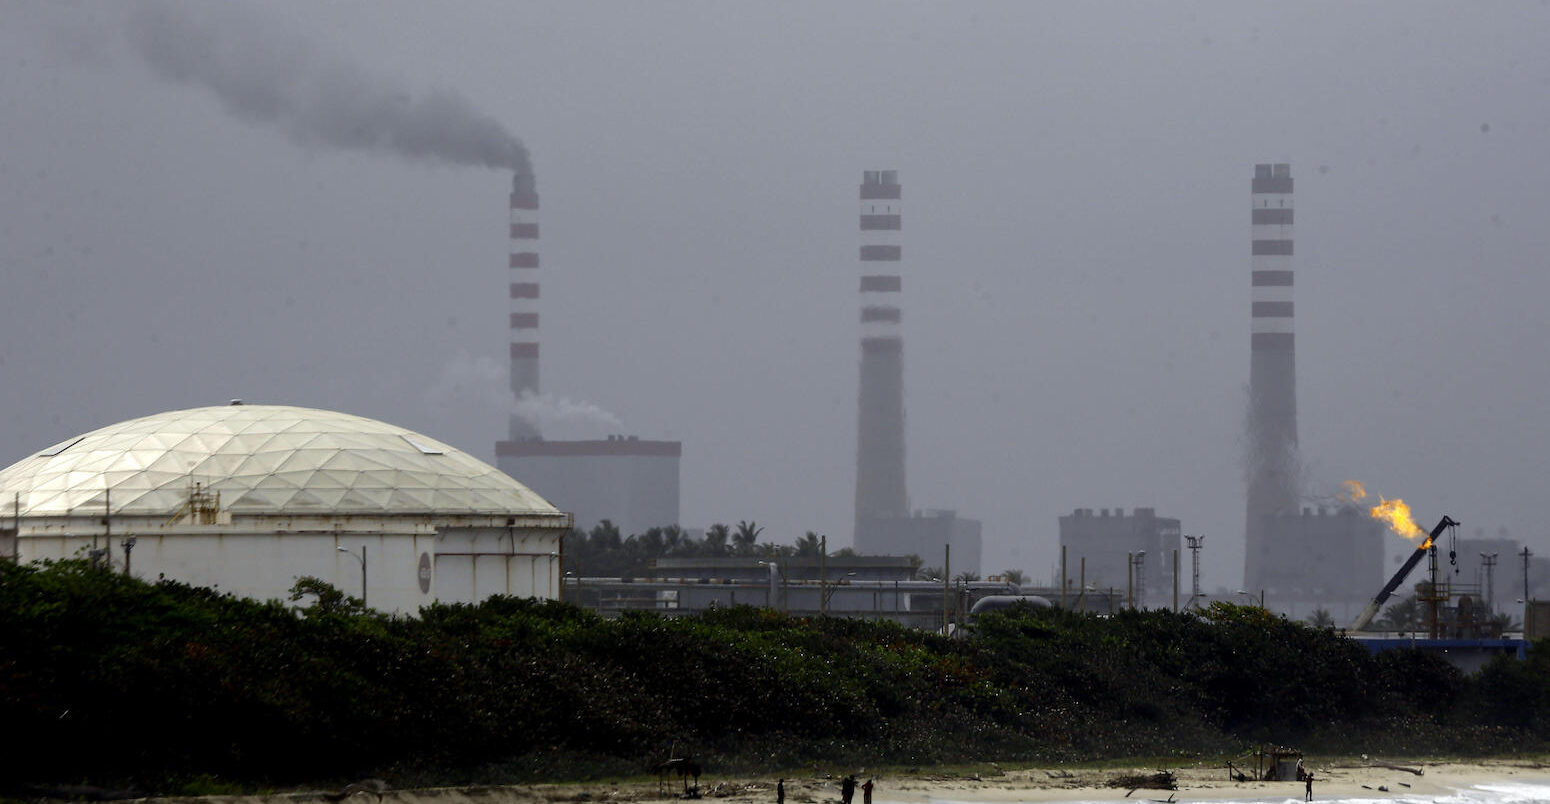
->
[[1348, 515, 1459, 632]]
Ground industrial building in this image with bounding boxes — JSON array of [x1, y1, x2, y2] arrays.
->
[[0, 403, 572, 614], [1058, 507, 1181, 607], [1251, 506, 1384, 616], [492, 169, 682, 537], [851, 169, 982, 573], [496, 436, 680, 537], [856, 509, 982, 578], [566, 554, 1022, 629]]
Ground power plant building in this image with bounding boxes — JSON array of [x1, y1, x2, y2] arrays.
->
[[493, 170, 682, 537], [850, 169, 981, 573], [1059, 507, 1181, 607], [495, 436, 680, 538], [0, 404, 572, 614], [857, 509, 982, 577], [1254, 507, 1383, 613]]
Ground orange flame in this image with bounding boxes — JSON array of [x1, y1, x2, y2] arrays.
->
[[1340, 480, 1367, 504], [1369, 497, 1427, 541]]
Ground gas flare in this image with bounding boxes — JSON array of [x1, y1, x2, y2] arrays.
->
[[1369, 497, 1428, 541], [1340, 480, 1367, 503]]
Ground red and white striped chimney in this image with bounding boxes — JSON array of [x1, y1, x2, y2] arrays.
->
[[508, 171, 541, 440]]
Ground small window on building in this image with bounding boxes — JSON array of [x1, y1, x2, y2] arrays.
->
[[401, 435, 444, 455]]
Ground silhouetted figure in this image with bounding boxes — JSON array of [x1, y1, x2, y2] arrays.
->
[[324, 779, 390, 803], [841, 775, 856, 804], [778, 779, 785, 804], [1305, 774, 1313, 801], [862, 778, 874, 804]]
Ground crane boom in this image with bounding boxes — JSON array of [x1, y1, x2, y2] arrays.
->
[[1348, 515, 1458, 632]]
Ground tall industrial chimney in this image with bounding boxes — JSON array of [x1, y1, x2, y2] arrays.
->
[[854, 169, 908, 546], [1243, 162, 1299, 591], [508, 171, 541, 439]]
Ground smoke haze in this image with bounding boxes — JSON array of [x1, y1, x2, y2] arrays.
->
[[513, 392, 625, 440], [125, 2, 530, 174]]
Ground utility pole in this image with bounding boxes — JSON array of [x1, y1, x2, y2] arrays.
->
[[1060, 544, 1067, 609], [1480, 552, 1499, 613], [1130, 551, 1146, 609], [1185, 535, 1204, 609], [1172, 549, 1179, 612], [942, 543, 951, 632], [1126, 552, 1133, 609], [1523, 546, 1535, 603], [1078, 557, 1086, 613], [819, 534, 828, 616]]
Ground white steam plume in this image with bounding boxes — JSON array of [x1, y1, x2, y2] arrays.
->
[[427, 354, 623, 440], [125, 2, 530, 174], [513, 391, 624, 437]]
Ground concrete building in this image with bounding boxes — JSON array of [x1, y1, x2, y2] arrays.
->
[[856, 509, 982, 578], [851, 169, 982, 573], [1058, 507, 1181, 607], [1252, 507, 1384, 616], [495, 436, 680, 537], [494, 170, 682, 536], [1244, 162, 1301, 594], [0, 403, 572, 614]]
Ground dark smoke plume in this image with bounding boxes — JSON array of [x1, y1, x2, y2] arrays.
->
[[126, 2, 530, 175]]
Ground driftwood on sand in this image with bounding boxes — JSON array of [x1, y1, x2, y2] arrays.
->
[[1108, 771, 1177, 791], [1368, 762, 1424, 776]]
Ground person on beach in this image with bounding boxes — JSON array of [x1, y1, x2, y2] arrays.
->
[[862, 778, 873, 804], [1305, 773, 1314, 801], [841, 775, 856, 804], [777, 779, 785, 804]]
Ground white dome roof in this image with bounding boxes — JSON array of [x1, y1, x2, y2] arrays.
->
[[0, 404, 560, 517]]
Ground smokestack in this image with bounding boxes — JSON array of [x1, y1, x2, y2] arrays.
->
[[508, 171, 541, 439], [854, 170, 908, 545], [1244, 162, 1299, 590]]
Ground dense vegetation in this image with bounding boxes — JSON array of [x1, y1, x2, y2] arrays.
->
[[3, 559, 1548, 794]]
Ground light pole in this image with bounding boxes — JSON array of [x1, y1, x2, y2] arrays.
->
[[338, 545, 366, 608], [1185, 535, 1204, 609]]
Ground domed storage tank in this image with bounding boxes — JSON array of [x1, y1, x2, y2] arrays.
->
[[0, 404, 573, 613]]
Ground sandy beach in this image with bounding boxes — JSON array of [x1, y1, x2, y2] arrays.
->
[[122, 759, 1550, 804], [261, 759, 1550, 804]]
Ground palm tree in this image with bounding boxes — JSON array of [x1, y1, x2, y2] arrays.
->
[[732, 520, 764, 555], [1378, 595, 1423, 631], [703, 523, 730, 556], [1001, 569, 1027, 586], [1305, 608, 1336, 628], [660, 525, 687, 554], [794, 532, 823, 557]]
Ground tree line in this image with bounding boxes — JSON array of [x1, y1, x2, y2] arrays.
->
[[567, 520, 1014, 583], [4, 558, 1548, 795]]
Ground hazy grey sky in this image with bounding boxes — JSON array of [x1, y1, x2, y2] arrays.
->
[[4, 1, 1549, 591]]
